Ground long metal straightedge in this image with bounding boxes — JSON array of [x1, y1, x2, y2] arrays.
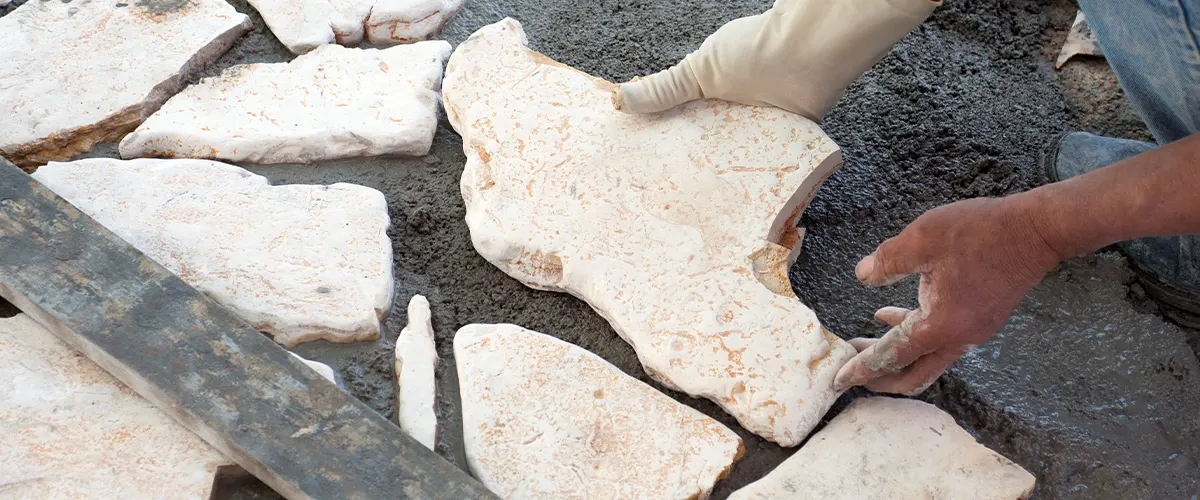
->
[[0, 158, 496, 500]]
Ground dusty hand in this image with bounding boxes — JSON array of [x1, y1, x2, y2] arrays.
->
[[833, 196, 1064, 395], [612, 0, 941, 120]]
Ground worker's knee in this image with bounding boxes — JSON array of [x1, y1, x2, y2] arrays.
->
[[1076, 0, 1200, 144]]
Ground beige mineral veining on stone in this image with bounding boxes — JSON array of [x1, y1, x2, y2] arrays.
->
[[0, 314, 231, 499], [443, 18, 856, 446], [455, 323, 743, 499], [729, 397, 1037, 499], [0, 0, 250, 168], [395, 294, 439, 450], [248, 0, 463, 54], [32, 158, 395, 347], [119, 42, 451, 164]]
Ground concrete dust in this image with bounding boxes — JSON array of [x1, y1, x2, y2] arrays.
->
[[4, 0, 1197, 498]]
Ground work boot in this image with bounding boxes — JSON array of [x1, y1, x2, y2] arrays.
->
[[1040, 132, 1200, 330]]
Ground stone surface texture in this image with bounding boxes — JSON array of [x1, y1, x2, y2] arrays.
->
[[119, 42, 451, 164], [8, 2, 1180, 498], [729, 397, 1036, 500], [366, 0, 463, 45], [455, 323, 743, 500], [0, 314, 231, 498], [443, 18, 855, 446], [31, 158, 394, 347], [0, 0, 250, 168], [395, 294, 439, 450], [248, 0, 462, 54]]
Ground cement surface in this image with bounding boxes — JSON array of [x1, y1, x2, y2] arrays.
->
[[5, 0, 1196, 498]]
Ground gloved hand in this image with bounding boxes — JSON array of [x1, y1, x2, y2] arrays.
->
[[613, 0, 942, 120]]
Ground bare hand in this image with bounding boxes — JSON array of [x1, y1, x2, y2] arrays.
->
[[833, 196, 1064, 395]]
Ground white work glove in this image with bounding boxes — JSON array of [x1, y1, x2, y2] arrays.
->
[[613, 0, 942, 120]]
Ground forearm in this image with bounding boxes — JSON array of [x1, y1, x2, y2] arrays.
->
[[1018, 131, 1200, 259]]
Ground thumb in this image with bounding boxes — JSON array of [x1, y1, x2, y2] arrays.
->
[[613, 57, 703, 114]]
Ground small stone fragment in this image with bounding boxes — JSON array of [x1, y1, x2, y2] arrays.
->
[[456, 323, 743, 500], [32, 158, 395, 347], [443, 18, 856, 446], [119, 42, 451, 164], [0, 314, 232, 498], [728, 397, 1037, 499], [394, 295, 438, 450], [1056, 10, 1104, 69], [0, 0, 250, 168], [248, 0, 462, 54], [290, 352, 342, 387]]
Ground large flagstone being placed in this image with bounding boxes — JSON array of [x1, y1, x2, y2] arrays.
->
[[443, 18, 856, 446], [456, 324, 743, 500], [729, 397, 1037, 499], [0, 314, 231, 498], [32, 158, 395, 347], [0, 0, 250, 169], [119, 42, 451, 164], [395, 295, 439, 450], [248, 0, 462, 55]]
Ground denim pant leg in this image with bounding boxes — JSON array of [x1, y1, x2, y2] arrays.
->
[[1072, 0, 1200, 293], [1077, 0, 1200, 144]]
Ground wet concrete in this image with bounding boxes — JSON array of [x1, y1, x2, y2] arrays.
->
[[4, 0, 1198, 498]]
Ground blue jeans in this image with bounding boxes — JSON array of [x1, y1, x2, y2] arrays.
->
[[1057, 0, 1200, 293]]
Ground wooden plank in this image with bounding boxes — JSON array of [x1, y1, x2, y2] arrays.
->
[[0, 158, 497, 500]]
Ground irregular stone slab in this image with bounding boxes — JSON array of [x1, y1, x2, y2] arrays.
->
[[32, 158, 394, 347], [443, 18, 856, 446], [248, 0, 462, 54], [366, 0, 464, 45], [395, 294, 439, 450], [0, 0, 250, 169], [729, 397, 1036, 499], [0, 314, 232, 498], [1056, 11, 1103, 69], [119, 42, 451, 164], [456, 323, 743, 500]]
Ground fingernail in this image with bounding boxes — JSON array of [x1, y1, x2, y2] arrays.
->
[[832, 369, 853, 392], [855, 254, 876, 282]]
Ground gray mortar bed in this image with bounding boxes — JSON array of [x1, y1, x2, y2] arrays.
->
[[2, 0, 1198, 498]]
